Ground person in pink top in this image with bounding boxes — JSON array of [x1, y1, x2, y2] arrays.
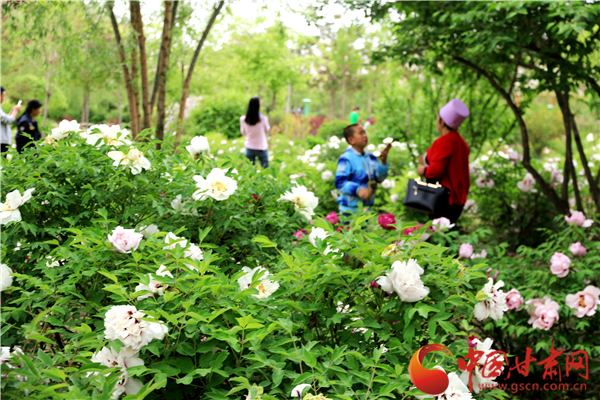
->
[[240, 97, 270, 168]]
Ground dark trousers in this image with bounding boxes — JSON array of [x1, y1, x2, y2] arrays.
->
[[1, 144, 9, 153], [245, 148, 269, 168], [429, 201, 464, 225], [16, 136, 34, 154]]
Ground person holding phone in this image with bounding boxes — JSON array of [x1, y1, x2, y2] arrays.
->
[[335, 124, 391, 214], [0, 86, 23, 153], [16, 99, 43, 153], [417, 98, 470, 224]]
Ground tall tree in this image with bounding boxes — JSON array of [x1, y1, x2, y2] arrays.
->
[[174, 0, 225, 148], [154, 0, 176, 148], [360, 1, 600, 214], [108, 1, 140, 137]]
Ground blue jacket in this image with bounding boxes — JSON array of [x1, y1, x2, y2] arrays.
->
[[335, 147, 389, 212]]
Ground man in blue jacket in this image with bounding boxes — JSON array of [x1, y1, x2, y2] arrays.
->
[[335, 124, 392, 214]]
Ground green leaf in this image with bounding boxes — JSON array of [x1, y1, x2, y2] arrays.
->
[[27, 332, 57, 345], [177, 342, 196, 356]]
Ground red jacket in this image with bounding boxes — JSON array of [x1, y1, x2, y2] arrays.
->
[[424, 131, 470, 205]]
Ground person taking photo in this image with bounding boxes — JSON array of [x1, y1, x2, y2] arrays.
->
[[0, 86, 22, 153]]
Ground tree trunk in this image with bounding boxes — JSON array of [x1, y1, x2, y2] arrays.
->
[[108, 2, 140, 138], [330, 89, 336, 120], [43, 90, 51, 129], [270, 91, 277, 114], [81, 89, 88, 124], [286, 84, 292, 113], [151, 0, 178, 115], [118, 88, 122, 125], [453, 55, 569, 215], [86, 91, 90, 124], [174, 0, 225, 148], [130, 1, 150, 130], [341, 79, 347, 119], [569, 104, 599, 211], [155, 0, 176, 149]]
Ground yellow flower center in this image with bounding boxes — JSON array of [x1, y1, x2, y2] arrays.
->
[[211, 181, 227, 194], [44, 136, 57, 146], [126, 147, 143, 162], [255, 282, 268, 295], [1, 201, 15, 212], [104, 135, 115, 144], [292, 196, 305, 207], [579, 295, 587, 308]]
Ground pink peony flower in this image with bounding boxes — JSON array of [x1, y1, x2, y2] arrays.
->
[[505, 289, 523, 310], [564, 211, 594, 227], [517, 173, 535, 192], [526, 296, 560, 330], [325, 211, 340, 225], [107, 226, 143, 254], [468, 335, 480, 348], [459, 243, 474, 259], [507, 149, 520, 163], [402, 223, 433, 236], [549, 252, 571, 278], [486, 268, 499, 281], [293, 229, 308, 239], [569, 242, 587, 257], [566, 286, 600, 318], [378, 213, 396, 230], [471, 249, 487, 259], [525, 296, 560, 331]]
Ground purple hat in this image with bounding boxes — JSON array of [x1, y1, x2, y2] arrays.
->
[[439, 98, 470, 130]]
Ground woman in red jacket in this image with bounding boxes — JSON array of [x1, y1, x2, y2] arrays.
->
[[417, 98, 470, 224]]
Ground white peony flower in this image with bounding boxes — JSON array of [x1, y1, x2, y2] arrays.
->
[[460, 338, 504, 393], [376, 259, 430, 302], [183, 244, 203, 272], [86, 124, 131, 147], [390, 194, 399, 203], [470, 249, 488, 259], [135, 265, 174, 300], [163, 232, 188, 251], [1, 188, 35, 225], [381, 179, 395, 189], [45, 256, 61, 268], [138, 224, 159, 238], [417, 372, 473, 400], [91, 346, 144, 399], [321, 170, 333, 181], [474, 278, 509, 321], [103, 305, 168, 351], [1, 264, 14, 292], [237, 266, 279, 298], [107, 146, 151, 175], [50, 119, 81, 141], [290, 383, 312, 398], [186, 136, 210, 158], [278, 185, 319, 220], [193, 168, 238, 201], [316, 163, 326, 172], [308, 227, 338, 255], [383, 137, 394, 144]]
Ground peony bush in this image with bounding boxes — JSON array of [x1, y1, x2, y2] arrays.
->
[[1, 122, 598, 399]]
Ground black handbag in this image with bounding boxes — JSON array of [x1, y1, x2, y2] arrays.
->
[[403, 178, 449, 214]]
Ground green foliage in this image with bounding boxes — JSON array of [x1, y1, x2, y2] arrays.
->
[[188, 96, 246, 140], [317, 120, 348, 140], [0, 128, 496, 400]]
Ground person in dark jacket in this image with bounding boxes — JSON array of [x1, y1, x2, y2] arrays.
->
[[16, 99, 43, 153], [417, 98, 470, 224]]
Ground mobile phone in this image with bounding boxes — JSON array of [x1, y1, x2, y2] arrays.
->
[[17, 100, 22, 106]]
